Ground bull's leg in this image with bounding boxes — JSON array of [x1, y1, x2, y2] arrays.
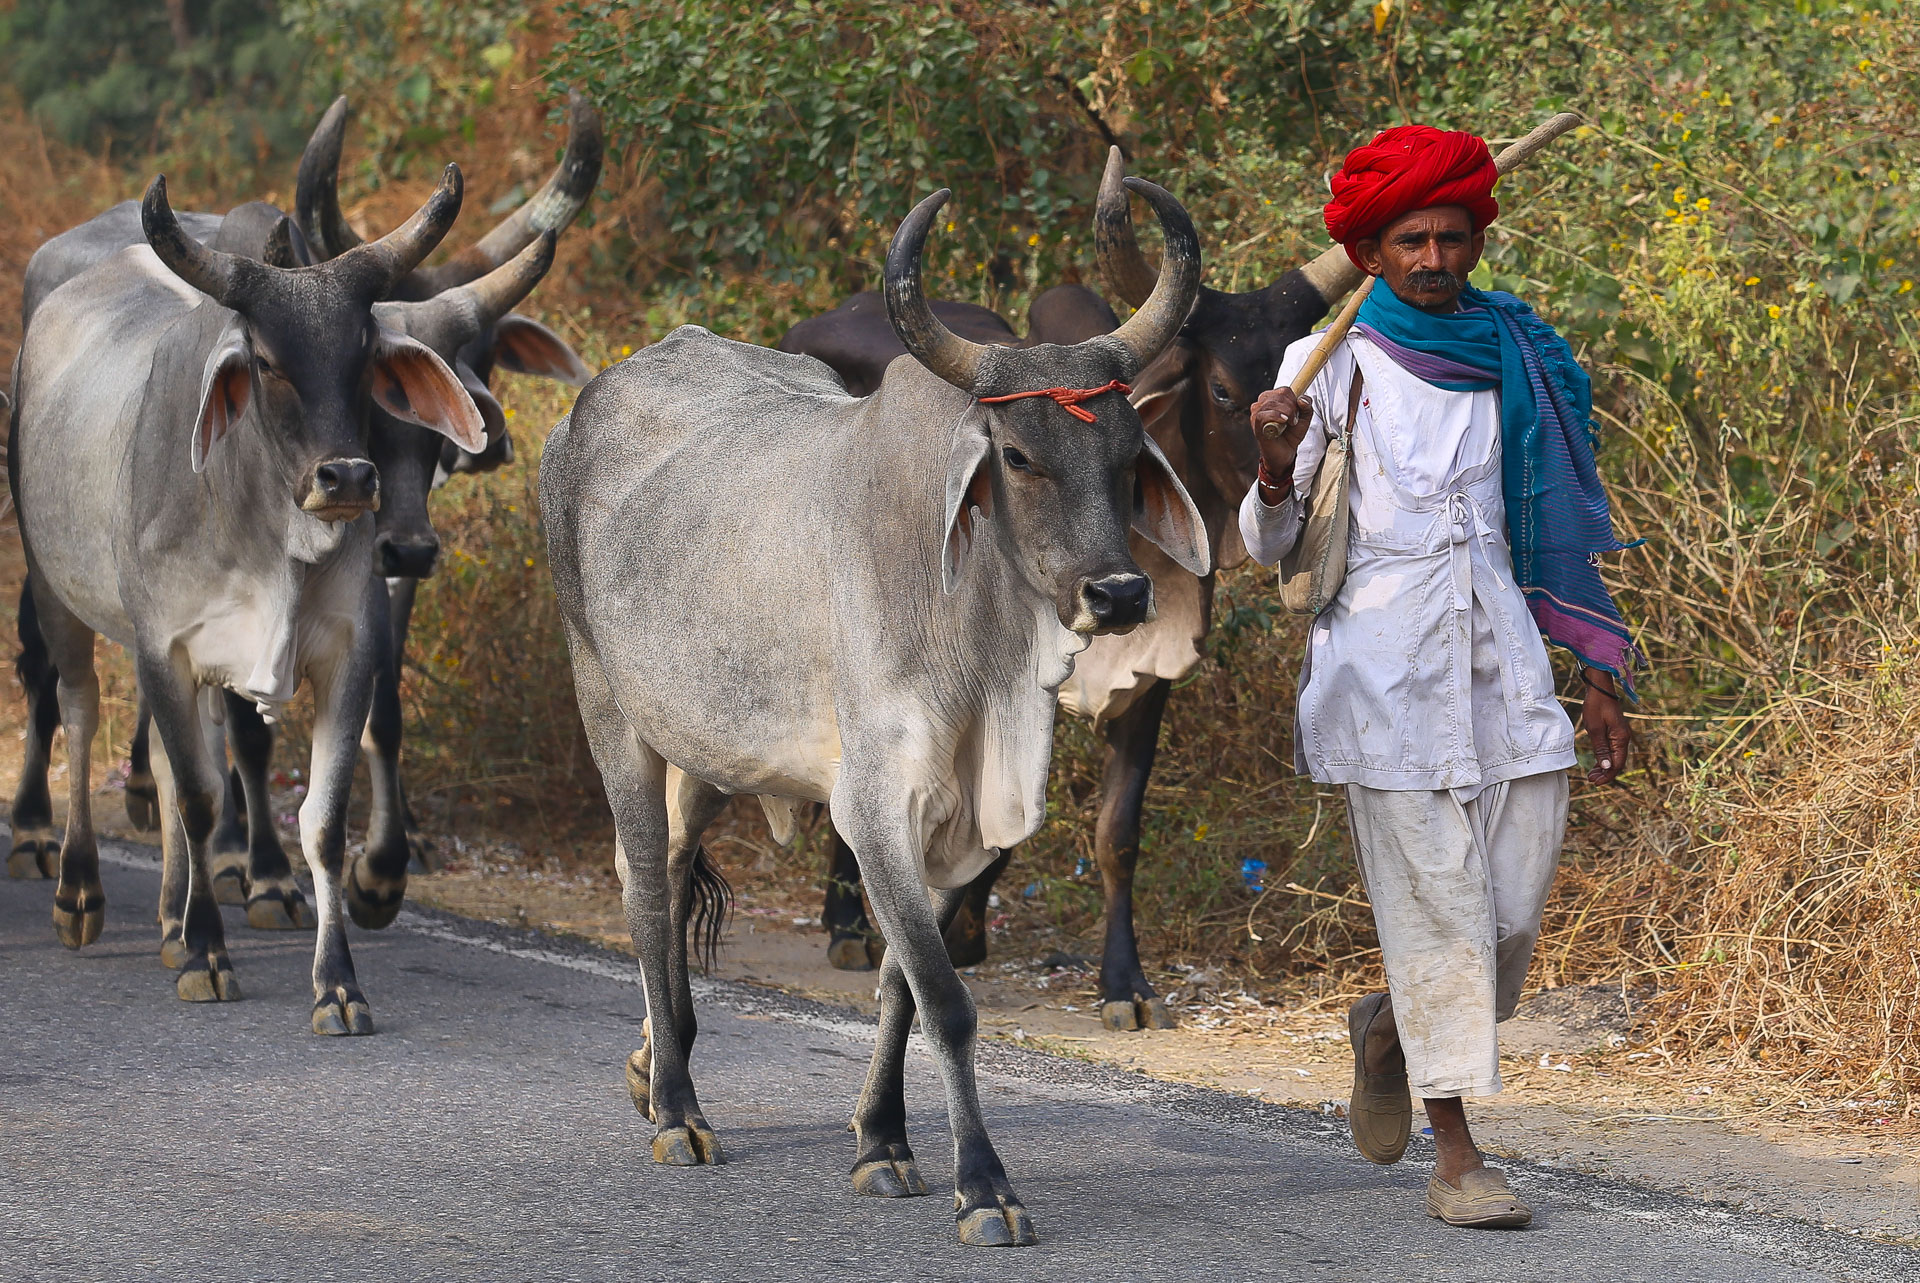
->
[[568, 636, 720, 1164], [124, 697, 158, 831], [32, 589, 103, 948], [300, 594, 380, 1035], [348, 579, 411, 925], [823, 825, 882, 971], [941, 847, 1011, 968], [223, 691, 311, 930], [848, 882, 971, 1201], [9, 579, 63, 879], [1094, 678, 1175, 1032], [385, 576, 431, 869], [206, 764, 252, 904], [140, 666, 240, 1001], [839, 795, 1035, 1248], [625, 769, 730, 1124]]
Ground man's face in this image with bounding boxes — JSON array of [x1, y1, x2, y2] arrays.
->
[[1355, 205, 1485, 313]]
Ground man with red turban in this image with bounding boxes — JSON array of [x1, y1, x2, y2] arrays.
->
[[1238, 125, 1640, 1229]]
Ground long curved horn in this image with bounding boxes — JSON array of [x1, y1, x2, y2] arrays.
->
[[141, 175, 253, 308], [884, 189, 993, 392], [1105, 177, 1201, 375], [330, 164, 464, 302], [412, 90, 604, 293], [1094, 146, 1160, 309], [443, 230, 557, 327], [294, 96, 360, 260]]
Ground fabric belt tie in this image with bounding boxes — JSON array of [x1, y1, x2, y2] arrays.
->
[[977, 380, 1131, 422], [1447, 491, 1508, 611]]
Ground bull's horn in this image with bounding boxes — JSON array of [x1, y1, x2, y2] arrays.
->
[[1294, 242, 1366, 307], [1105, 177, 1201, 375], [446, 230, 558, 327], [1094, 146, 1160, 309], [332, 164, 465, 302], [884, 188, 992, 392], [141, 175, 250, 308], [294, 96, 359, 261], [415, 90, 604, 293]]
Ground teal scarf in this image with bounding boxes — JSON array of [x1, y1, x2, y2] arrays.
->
[[1353, 282, 1644, 697]]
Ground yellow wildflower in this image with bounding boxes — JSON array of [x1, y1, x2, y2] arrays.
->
[[1902, 280, 1914, 294], [1027, 233, 1040, 248], [1858, 59, 1872, 71], [1879, 257, 1894, 269], [1744, 276, 1759, 286], [1694, 197, 1711, 211], [1672, 187, 1686, 204], [1768, 304, 1783, 319]]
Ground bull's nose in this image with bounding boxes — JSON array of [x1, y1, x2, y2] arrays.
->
[[1081, 573, 1153, 632], [311, 458, 379, 509], [375, 531, 439, 578]]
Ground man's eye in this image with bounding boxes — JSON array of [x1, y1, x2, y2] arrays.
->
[[1002, 446, 1033, 472]]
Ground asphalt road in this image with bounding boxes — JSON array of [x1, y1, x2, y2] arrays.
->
[[3, 840, 1915, 1283]]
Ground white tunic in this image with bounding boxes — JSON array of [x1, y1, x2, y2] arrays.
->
[[1239, 330, 1576, 796]]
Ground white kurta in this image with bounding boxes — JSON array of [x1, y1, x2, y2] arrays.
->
[[1238, 330, 1577, 797]]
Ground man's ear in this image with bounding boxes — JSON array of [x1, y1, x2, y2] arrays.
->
[[491, 315, 594, 387], [1355, 236, 1385, 277], [192, 325, 252, 472], [940, 416, 995, 594], [1134, 435, 1211, 576], [371, 329, 487, 453]]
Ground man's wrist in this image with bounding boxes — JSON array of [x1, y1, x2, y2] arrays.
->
[[1256, 456, 1291, 506], [1580, 667, 1618, 700]]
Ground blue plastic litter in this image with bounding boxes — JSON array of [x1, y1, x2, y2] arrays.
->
[[1240, 858, 1267, 892]]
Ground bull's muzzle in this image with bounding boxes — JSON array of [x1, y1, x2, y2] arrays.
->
[[1074, 572, 1154, 635], [301, 457, 380, 522], [375, 530, 440, 579]]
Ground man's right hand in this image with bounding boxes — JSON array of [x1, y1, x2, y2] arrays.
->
[[1251, 387, 1313, 503]]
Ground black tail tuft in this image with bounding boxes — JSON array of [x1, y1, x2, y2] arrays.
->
[[689, 845, 732, 975]]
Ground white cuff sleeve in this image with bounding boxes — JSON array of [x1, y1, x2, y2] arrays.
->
[[1238, 479, 1304, 568]]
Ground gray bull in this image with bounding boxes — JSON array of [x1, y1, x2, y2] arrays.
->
[[798, 150, 1366, 1030], [540, 178, 1203, 1246], [10, 171, 484, 1030]]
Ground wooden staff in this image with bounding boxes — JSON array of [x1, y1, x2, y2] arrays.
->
[[1275, 111, 1583, 401]]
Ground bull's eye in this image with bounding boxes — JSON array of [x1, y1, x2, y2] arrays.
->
[[257, 356, 283, 382], [1210, 382, 1234, 406], [1001, 446, 1034, 473]]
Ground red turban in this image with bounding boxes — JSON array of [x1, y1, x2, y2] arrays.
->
[[1323, 125, 1499, 270]]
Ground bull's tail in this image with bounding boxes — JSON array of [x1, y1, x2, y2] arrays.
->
[[16, 579, 52, 701], [689, 845, 732, 975]]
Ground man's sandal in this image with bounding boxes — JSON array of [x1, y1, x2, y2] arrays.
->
[[1426, 1168, 1533, 1228], [1347, 992, 1412, 1165]]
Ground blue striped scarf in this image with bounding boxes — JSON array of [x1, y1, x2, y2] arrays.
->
[[1353, 282, 1644, 698]]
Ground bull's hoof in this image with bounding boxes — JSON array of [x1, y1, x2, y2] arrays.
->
[[345, 858, 405, 930], [625, 1046, 653, 1120], [209, 857, 249, 906], [956, 1200, 1038, 1247], [124, 775, 159, 831], [176, 957, 242, 1003], [1101, 996, 1176, 1032], [51, 902, 105, 950], [159, 929, 190, 970], [1139, 996, 1175, 1029], [827, 935, 875, 972], [312, 988, 375, 1036], [245, 881, 315, 930], [1100, 999, 1140, 1032], [406, 829, 439, 875], [851, 1144, 928, 1198], [652, 1124, 724, 1166], [8, 829, 58, 879]]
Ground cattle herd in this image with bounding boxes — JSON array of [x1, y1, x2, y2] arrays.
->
[[5, 97, 1365, 1247]]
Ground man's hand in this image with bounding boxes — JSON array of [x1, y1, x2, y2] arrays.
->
[[1250, 387, 1313, 503], [1580, 667, 1631, 785]]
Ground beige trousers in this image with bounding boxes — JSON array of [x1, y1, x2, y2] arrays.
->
[[1345, 772, 1569, 1099]]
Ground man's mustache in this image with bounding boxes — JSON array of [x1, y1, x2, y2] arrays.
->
[[1404, 268, 1462, 293]]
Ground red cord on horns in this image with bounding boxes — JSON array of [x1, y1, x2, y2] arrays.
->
[[977, 379, 1131, 423]]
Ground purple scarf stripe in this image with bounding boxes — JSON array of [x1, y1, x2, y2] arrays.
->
[[1353, 323, 1495, 386]]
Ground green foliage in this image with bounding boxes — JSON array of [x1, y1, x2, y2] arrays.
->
[[0, 0, 304, 154]]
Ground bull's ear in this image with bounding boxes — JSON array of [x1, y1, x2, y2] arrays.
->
[[453, 359, 508, 448], [371, 328, 487, 452], [940, 416, 995, 593], [1134, 434, 1210, 576], [491, 315, 593, 387], [192, 329, 252, 472]]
